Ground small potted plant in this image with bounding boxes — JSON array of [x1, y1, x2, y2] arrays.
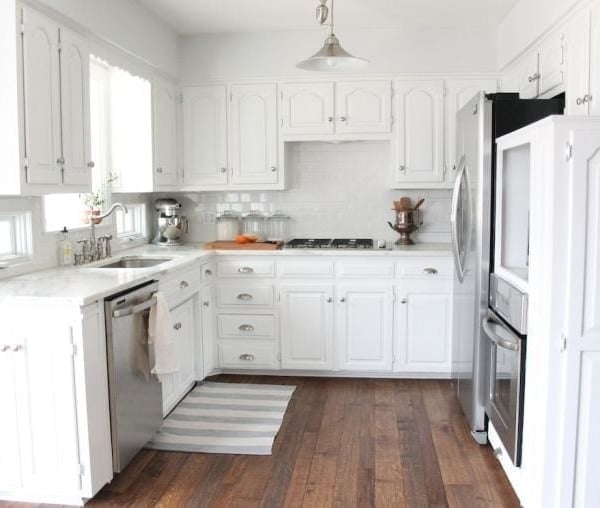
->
[[79, 173, 119, 225]]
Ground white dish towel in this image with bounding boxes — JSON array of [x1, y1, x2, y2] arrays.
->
[[148, 291, 179, 375]]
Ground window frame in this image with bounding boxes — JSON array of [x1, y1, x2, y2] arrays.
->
[[0, 212, 33, 268]]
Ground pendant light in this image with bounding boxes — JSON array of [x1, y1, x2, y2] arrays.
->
[[297, 0, 368, 72]]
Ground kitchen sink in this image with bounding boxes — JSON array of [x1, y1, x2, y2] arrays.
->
[[94, 256, 173, 269]]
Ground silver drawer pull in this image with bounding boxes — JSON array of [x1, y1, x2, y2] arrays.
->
[[239, 324, 255, 332], [173, 322, 182, 330], [237, 293, 253, 301], [239, 353, 255, 361], [423, 267, 438, 275], [180, 280, 189, 288], [238, 266, 254, 274]]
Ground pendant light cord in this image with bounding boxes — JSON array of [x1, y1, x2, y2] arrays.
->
[[329, 0, 335, 36]]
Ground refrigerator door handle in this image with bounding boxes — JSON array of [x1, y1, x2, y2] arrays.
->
[[451, 156, 467, 282], [482, 316, 520, 352]]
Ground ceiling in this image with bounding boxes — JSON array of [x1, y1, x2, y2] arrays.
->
[[136, 0, 520, 35]]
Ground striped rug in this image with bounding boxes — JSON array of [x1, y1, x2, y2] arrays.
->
[[145, 381, 296, 455]]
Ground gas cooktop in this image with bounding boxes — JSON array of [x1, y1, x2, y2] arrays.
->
[[285, 238, 374, 249]]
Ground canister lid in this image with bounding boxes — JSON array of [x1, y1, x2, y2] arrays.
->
[[268, 211, 290, 220], [217, 210, 241, 220], [244, 210, 267, 220]]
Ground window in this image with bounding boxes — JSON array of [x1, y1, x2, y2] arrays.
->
[[0, 212, 32, 267], [116, 203, 146, 240]]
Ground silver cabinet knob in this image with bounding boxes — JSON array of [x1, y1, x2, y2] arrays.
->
[[584, 94, 593, 103], [423, 267, 438, 275], [270, 166, 277, 172], [220, 167, 227, 173], [238, 266, 254, 274], [87, 161, 95, 168], [239, 324, 255, 332], [339, 116, 347, 122], [340, 297, 346, 303], [398, 165, 406, 172], [1, 345, 9, 352], [577, 96, 584, 106], [179, 280, 189, 289], [204, 269, 213, 276], [239, 353, 255, 361], [328, 116, 334, 122], [173, 322, 182, 330], [203, 301, 210, 307], [156, 167, 163, 173], [11, 345, 23, 352], [237, 293, 253, 301], [528, 73, 540, 83], [326, 297, 333, 303], [56, 156, 65, 164], [400, 298, 408, 304]]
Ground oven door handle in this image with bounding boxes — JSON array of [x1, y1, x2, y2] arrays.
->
[[482, 316, 520, 352]]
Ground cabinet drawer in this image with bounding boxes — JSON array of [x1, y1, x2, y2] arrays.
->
[[395, 257, 452, 278], [218, 314, 276, 339], [336, 261, 394, 278], [160, 265, 201, 305], [217, 284, 274, 307], [217, 260, 274, 277], [218, 341, 279, 369], [201, 261, 216, 282], [278, 260, 333, 277]]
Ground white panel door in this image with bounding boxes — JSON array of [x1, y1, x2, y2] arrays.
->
[[444, 79, 497, 177], [517, 51, 540, 98], [559, 129, 600, 506], [589, 3, 600, 115], [152, 78, 178, 188], [395, 283, 452, 373], [393, 80, 444, 183], [182, 85, 228, 186], [229, 83, 278, 185], [15, 314, 81, 491], [280, 283, 334, 370], [564, 9, 592, 115], [280, 82, 334, 135], [335, 80, 392, 134], [538, 33, 565, 97], [336, 284, 393, 371], [21, 7, 61, 186], [59, 26, 91, 189]]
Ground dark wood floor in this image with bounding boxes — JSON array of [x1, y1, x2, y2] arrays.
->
[[3, 375, 519, 508]]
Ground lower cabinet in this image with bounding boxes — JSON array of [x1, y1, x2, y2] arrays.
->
[[201, 284, 216, 376], [160, 297, 198, 415], [394, 280, 452, 374]]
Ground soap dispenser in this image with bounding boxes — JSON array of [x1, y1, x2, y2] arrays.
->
[[58, 226, 73, 266]]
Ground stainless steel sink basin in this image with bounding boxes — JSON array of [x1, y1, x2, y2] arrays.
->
[[95, 256, 173, 269]]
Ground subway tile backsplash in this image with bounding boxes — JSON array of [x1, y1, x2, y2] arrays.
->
[[167, 141, 452, 244]]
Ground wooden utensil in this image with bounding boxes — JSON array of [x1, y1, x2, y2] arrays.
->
[[393, 197, 412, 211], [413, 198, 425, 210]]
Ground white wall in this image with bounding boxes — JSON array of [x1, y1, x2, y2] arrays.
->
[[179, 27, 497, 82], [497, 0, 583, 69], [33, 0, 179, 76], [168, 142, 451, 245]]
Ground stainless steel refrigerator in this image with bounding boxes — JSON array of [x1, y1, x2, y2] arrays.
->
[[450, 92, 564, 443]]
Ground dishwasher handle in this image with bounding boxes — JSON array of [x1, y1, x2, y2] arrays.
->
[[112, 295, 157, 318]]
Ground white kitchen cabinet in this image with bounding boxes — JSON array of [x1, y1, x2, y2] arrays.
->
[[395, 280, 452, 374], [392, 80, 444, 186], [182, 85, 228, 186], [279, 80, 391, 137], [152, 77, 178, 188], [516, 51, 541, 99], [228, 83, 279, 185], [538, 33, 565, 97], [160, 297, 197, 415], [336, 284, 393, 371], [14, 6, 92, 194], [444, 79, 498, 175], [280, 283, 334, 370], [0, 303, 112, 505]]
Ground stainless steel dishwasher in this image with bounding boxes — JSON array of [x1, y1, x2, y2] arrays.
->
[[105, 280, 163, 473]]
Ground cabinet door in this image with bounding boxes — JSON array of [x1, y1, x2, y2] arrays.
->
[[393, 80, 444, 184], [182, 85, 228, 186], [538, 33, 565, 97], [335, 80, 392, 134], [280, 283, 334, 370], [336, 284, 393, 371], [153, 78, 178, 188], [20, 7, 61, 186], [228, 83, 278, 185], [564, 9, 592, 115], [59, 26, 91, 189], [589, 3, 600, 115], [280, 82, 334, 135], [201, 284, 216, 378], [15, 315, 81, 491], [444, 79, 497, 176], [395, 283, 452, 373], [517, 51, 540, 98]]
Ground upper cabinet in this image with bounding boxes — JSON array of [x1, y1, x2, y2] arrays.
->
[[182, 83, 282, 190], [565, 4, 600, 115], [9, 6, 92, 195], [279, 80, 391, 138], [152, 77, 179, 189], [392, 80, 444, 186]]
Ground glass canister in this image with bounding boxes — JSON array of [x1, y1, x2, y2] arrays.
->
[[243, 211, 268, 241], [216, 210, 241, 240], [267, 211, 291, 242]]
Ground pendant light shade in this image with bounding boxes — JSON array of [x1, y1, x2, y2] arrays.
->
[[297, 0, 368, 72]]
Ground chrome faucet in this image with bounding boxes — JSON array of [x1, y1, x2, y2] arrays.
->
[[90, 202, 128, 245]]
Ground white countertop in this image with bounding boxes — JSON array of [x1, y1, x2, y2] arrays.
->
[[0, 242, 451, 306]]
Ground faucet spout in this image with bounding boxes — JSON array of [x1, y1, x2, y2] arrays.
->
[[99, 202, 128, 221]]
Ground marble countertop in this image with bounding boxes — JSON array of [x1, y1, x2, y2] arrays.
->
[[0, 242, 451, 306]]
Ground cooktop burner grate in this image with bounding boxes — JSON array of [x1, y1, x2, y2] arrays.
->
[[285, 238, 374, 249]]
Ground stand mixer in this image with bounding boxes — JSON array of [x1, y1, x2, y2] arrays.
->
[[152, 198, 189, 246]]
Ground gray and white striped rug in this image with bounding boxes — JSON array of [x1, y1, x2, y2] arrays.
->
[[145, 381, 296, 455]]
